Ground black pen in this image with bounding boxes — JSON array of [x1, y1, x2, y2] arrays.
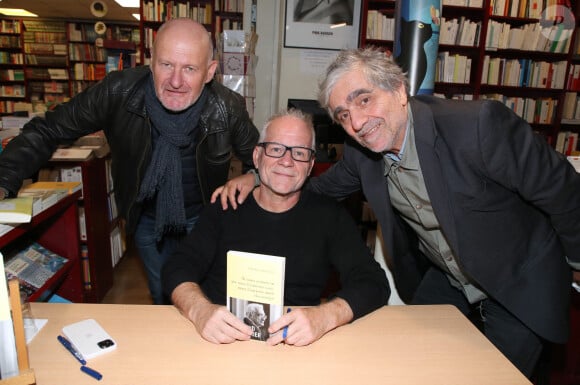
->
[[57, 335, 86, 365]]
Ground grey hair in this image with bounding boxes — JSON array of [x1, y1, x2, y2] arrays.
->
[[317, 47, 409, 119], [259, 108, 316, 150], [245, 303, 264, 318]]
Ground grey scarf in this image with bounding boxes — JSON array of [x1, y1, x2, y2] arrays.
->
[[138, 77, 207, 241]]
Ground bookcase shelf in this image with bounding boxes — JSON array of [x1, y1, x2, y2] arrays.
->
[[360, 0, 580, 149], [138, 0, 245, 65], [0, 191, 83, 302], [44, 155, 120, 303], [0, 17, 139, 107]]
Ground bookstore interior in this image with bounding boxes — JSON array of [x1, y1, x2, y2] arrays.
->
[[0, 0, 579, 384]]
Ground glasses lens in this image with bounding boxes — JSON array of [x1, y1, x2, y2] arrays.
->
[[291, 147, 312, 162], [265, 143, 285, 157]]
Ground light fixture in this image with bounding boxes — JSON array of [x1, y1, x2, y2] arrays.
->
[[0, 8, 38, 17], [114, 0, 139, 7]]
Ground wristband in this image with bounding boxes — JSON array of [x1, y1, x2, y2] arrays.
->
[[246, 169, 260, 187]]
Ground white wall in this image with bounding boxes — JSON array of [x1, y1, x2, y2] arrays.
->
[[253, 0, 338, 129]]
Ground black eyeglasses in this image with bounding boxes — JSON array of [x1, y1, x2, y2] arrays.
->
[[257, 142, 315, 162]]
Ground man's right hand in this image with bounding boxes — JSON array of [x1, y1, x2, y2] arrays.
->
[[0, 188, 7, 200], [210, 173, 256, 210]]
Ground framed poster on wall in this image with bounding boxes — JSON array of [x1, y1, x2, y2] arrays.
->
[[284, 0, 361, 50]]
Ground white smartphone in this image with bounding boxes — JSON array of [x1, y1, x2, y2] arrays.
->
[[62, 319, 117, 360]]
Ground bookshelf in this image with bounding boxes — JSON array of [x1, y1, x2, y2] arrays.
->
[[0, 17, 139, 111], [67, 21, 139, 96], [359, 0, 580, 148], [138, 0, 247, 65], [0, 191, 83, 303], [139, 0, 214, 65], [22, 20, 70, 110], [214, 0, 245, 36], [40, 153, 122, 303], [0, 19, 25, 115]]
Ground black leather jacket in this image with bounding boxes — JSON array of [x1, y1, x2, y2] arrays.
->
[[0, 66, 259, 234]]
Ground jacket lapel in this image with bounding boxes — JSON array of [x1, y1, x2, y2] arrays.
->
[[409, 98, 460, 255]]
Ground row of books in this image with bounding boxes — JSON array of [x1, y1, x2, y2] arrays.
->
[[215, 16, 243, 35], [0, 52, 22, 65], [71, 63, 107, 82], [214, 0, 245, 12], [25, 54, 67, 66], [442, 0, 484, 7], [142, 0, 213, 23], [562, 92, 580, 121], [480, 94, 558, 124], [439, 17, 481, 47], [555, 131, 579, 156], [0, 181, 82, 238], [24, 43, 67, 55], [485, 21, 572, 53], [23, 32, 67, 45], [436, 52, 473, 84], [490, 0, 545, 18], [69, 44, 107, 62], [0, 69, 24, 82], [566, 64, 580, 91], [22, 20, 66, 33], [0, 19, 20, 34], [0, 85, 24, 98], [27, 81, 66, 95], [481, 57, 567, 89], [365, 11, 395, 41], [0, 101, 31, 115], [25, 68, 68, 81], [0, 35, 20, 49]]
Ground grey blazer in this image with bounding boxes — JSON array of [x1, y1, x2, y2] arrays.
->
[[309, 95, 580, 343]]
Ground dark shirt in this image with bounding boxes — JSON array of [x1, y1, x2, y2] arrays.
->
[[162, 189, 390, 321]]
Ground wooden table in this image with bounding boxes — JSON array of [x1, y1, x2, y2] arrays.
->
[[27, 303, 531, 385]]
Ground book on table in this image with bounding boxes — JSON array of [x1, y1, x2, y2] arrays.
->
[[226, 250, 285, 341], [0, 196, 33, 224], [4, 242, 69, 299], [20, 181, 82, 195]]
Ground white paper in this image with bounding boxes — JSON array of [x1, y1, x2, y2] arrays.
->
[[25, 318, 47, 344]]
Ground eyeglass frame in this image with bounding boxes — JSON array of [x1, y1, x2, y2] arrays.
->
[[257, 142, 316, 162]]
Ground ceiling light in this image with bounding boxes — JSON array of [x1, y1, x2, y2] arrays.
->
[[114, 0, 139, 7], [0, 8, 38, 17]]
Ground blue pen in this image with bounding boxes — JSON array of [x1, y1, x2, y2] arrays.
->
[[57, 335, 86, 365], [282, 308, 292, 339], [81, 365, 103, 381]]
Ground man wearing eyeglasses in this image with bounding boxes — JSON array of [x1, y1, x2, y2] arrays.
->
[[162, 108, 389, 346]]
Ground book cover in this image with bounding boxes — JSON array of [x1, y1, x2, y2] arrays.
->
[[0, 196, 33, 223], [226, 250, 285, 341], [20, 181, 82, 195], [4, 242, 68, 290]]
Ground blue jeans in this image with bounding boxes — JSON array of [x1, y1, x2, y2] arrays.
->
[[134, 214, 198, 304]]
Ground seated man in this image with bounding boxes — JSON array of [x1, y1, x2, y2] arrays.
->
[[162, 108, 389, 346]]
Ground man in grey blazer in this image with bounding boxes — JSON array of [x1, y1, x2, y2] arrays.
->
[[213, 47, 580, 378]]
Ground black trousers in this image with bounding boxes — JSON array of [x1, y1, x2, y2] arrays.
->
[[411, 267, 544, 379]]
